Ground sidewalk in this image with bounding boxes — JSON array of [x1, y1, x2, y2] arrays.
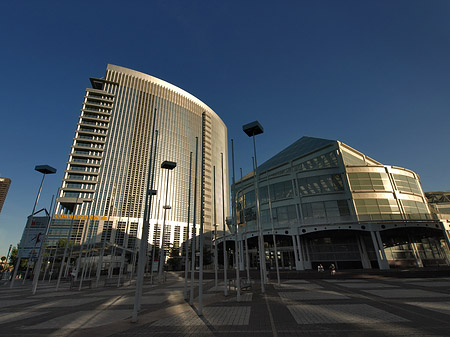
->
[[2, 271, 450, 336]]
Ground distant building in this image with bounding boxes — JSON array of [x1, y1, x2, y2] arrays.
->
[[0, 177, 11, 213], [230, 136, 450, 270]]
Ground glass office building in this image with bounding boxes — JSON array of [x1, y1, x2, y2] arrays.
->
[[49, 65, 228, 261], [231, 136, 450, 270]]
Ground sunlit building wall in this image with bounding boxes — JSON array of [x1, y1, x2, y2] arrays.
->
[[231, 137, 449, 270], [50, 65, 229, 255]]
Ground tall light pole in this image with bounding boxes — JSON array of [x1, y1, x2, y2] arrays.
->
[[158, 161, 177, 283], [183, 152, 193, 300], [221, 153, 228, 297], [231, 139, 241, 301], [132, 109, 158, 323], [242, 121, 266, 293], [32, 193, 56, 294], [10, 165, 56, 288]]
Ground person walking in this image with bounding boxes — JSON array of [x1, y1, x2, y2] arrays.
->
[[329, 263, 336, 276]]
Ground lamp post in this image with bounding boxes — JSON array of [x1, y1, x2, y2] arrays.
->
[[32, 193, 56, 294], [242, 121, 266, 293], [132, 109, 158, 323], [10, 165, 56, 288], [158, 161, 177, 283]]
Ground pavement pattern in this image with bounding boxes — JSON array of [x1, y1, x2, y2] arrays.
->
[[1, 272, 450, 336]]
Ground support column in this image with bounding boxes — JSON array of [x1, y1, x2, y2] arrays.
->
[[370, 231, 389, 270], [440, 223, 450, 266], [296, 234, 306, 270], [357, 234, 371, 269], [300, 235, 312, 270], [291, 234, 299, 270], [408, 234, 424, 268]]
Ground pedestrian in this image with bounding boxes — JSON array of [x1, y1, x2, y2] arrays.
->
[[318, 264, 324, 272], [329, 263, 336, 276]]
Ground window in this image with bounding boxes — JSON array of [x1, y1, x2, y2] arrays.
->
[[298, 174, 344, 195], [342, 150, 365, 166], [393, 174, 422, 195], [269, 181, 294, 201], [293, 151, 338, 171], [354, 199, 401, 220], [302, 200, 350, 221], [348, 172, 391, 191]]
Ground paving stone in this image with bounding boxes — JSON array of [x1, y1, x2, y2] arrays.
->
[[0, 311, 49, 324], [406, 301, 450, 316], [0, 299, 39, 308], [336, 282, 399, 289], [275, 283, 323, 290], [282, 280, 311, 284], [31, 290, 85, 298], [24, 309, 132, 329], [151, 306, 251, 326], [323, 279, 368, 283], [279, 290, 349, 301], [406, 281, 450, 287], [27, 297, 104, 309], [224, 293, 253, 302], [287, 304, 409, 324], [362, 289, 450, 298]]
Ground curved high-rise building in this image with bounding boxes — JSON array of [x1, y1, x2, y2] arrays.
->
[[50, 65, 229, 260]]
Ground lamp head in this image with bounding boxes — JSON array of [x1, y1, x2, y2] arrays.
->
[[242, 121, 264, 137], [161, 161, 177, 170], [35, 165, 57, 175]]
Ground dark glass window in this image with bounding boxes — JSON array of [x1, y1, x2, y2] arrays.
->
[[298, 174, 344, 195]]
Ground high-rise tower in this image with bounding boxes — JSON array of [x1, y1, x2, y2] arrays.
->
[[49, 65, 229, 256], [0, 177, 11, 213]]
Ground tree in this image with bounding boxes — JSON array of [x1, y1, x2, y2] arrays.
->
[[167, 247, 182, 270], [9, 245, 28, 270]]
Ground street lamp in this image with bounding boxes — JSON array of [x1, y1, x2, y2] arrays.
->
[[242, 121, 267, 293], [158, 161, 176, 283], [10, 165, 56, 288]]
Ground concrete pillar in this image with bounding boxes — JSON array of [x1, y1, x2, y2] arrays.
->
[[292, 235, 302, 270], [411, 242, 424, 268], [370, 231, 389, 270], [300, 235, 312, 270], [357, 234, 371, 269], [440, 224, 450, 265]]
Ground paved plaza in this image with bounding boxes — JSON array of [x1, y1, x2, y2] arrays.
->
[[2, 272, 450, 336]]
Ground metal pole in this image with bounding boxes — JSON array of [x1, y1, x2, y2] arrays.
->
[[49, 246, 57, 282], [221, 153, 228, 296], [11, 173, 46, 288], [231, 140, 241, 301], [32, 193, 55, 294], [183, 152, 193, 300], [95, 184, 116, 288], [189, 137, 199, 306], [213, 166, 218, 288], [147, 130, 160, 286], [198, 118, 205, 315], [150, 199, 161, 285], [266, 174, 281, 286], [56, 193, 79, 291], [132, 108, 158, 323], [253, 135, 266, 293], [158, 170, 171, 283], [117, 202, 132, 287]]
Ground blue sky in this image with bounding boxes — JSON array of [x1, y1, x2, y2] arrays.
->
[[1, 0, 450, 257]]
